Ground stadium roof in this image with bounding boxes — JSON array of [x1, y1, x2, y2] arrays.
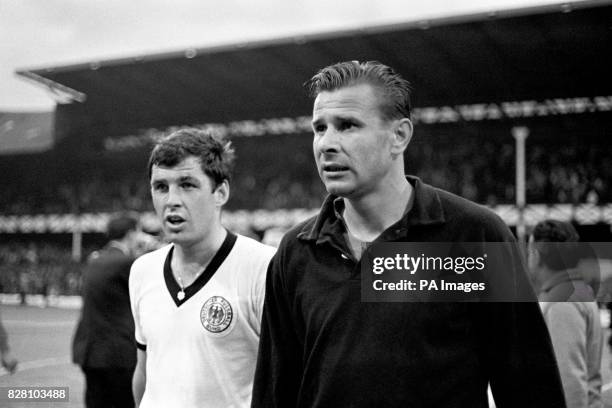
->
[[16, 0, 612, 140]]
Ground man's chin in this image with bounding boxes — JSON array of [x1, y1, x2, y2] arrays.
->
[[324, 182, 354, 198], [164, 230, 189, 244]]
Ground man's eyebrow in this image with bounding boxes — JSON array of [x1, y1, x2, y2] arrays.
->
[[150, 175, 197, 184], [177, 175, 198, 182], [336, 114, 361, 122], [311, 117, 323, 126], [312, 114, 355, 123]]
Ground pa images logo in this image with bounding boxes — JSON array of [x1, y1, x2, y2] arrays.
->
[[200, 296, 233, 333]]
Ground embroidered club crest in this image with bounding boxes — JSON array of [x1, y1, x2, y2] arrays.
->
[[200, 296, 233, 333]]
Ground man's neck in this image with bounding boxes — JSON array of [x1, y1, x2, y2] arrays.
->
[[172, 224, 227, 283], [343, 176, 413, 242]]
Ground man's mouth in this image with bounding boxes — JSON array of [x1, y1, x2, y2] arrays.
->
[[322, 164, 349, 173], [165, 214, 186, 226]]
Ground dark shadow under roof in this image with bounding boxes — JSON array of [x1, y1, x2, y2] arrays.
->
[[16, 0, 612, 139]]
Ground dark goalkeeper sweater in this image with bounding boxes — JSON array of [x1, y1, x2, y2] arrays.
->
[[252, 176, 565, 408]]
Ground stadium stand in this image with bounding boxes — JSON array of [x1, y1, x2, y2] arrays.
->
[[1, 130, 610, 215], [0, 243, 83, 297]]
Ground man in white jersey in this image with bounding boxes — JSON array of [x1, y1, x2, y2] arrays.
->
[[130, 128, 275, 408]]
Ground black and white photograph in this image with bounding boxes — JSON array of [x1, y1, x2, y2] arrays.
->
[[1, 0, 612, 407]]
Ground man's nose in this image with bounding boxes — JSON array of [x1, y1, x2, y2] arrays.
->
[[166, 185, 182, 206], [316, 127, 340, 153]]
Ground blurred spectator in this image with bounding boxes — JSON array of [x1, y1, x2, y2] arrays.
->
[[261, 227, 288, 248], [0, 309, 18, 374], [18, 271, 29, 305], [528, 220, 603, 408]]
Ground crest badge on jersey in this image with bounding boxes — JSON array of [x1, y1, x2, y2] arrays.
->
[[200, 296, 233, 333]]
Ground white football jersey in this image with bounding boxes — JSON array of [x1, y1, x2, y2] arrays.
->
[[129, 232, 275, 408]]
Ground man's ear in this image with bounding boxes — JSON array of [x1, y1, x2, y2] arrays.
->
[[390, 118, 413, 155], [527, 237, 541, 270], [531, 247, 541, 269], [214, 180, 230, 207]]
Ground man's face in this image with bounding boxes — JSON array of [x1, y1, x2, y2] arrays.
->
[[150, 156, 222, 246], [312, 83, 397, 199]]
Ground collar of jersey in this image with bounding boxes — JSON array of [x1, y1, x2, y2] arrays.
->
[[163, 231, 237, 307]]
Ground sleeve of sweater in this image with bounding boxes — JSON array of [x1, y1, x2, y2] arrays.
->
[[479, 215, 567, 408], [483, 301, 567, 408], [251, 243, 303, 408]]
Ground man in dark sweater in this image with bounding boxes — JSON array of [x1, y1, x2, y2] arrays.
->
[[251, 61, 565, 407]]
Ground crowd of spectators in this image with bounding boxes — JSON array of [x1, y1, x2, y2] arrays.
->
[[2, 177, 151, 215], [0, 132, 608, 243], [0, 243, 82, 298], [0, 136, 609, 216], [404, 135, 610, 206]]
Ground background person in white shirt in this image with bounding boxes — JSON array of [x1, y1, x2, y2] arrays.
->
[[529, 219, 603, 408]]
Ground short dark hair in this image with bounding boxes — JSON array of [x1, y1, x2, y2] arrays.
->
[[305, 60, 412, 121], [148, 128, 235, 188], [107, 213, 138, 241], [532, 219, 581, 271]]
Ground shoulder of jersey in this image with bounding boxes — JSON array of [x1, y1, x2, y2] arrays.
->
[[235, 234, 277, 260]]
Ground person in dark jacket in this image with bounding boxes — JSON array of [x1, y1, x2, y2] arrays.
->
[[251, 60, 566, 408], [72, 213, 141, 408]]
